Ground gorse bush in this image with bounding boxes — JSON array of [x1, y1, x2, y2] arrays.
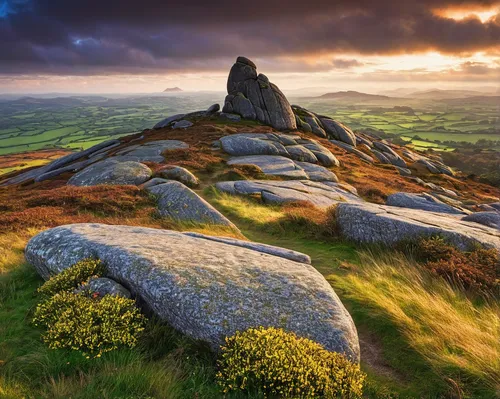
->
[[33, 291, 145, 358], [37, 258, 105, 298], [217, 327, 365, 398], [414, 237, 499, 294]]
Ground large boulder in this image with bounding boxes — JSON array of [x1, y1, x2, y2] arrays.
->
[[25, 223, 360, 361], [222, 57, 296, 131], [147, 181, 235, 227], [67, 159, 152, 186], [386, 192, 466, 215], [336, 203, 500, 251]]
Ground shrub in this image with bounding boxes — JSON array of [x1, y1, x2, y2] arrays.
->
[[415, 237, 499, 294], [37, 258, 105, 298], [33, 291, 145, 358], [216, 327, 365, 398]]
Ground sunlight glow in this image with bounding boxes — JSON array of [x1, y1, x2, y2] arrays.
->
[[435, 7, 499, 23]]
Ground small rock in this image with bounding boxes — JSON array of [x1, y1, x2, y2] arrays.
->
[[172, 120, 194, 129], [156, 166, 199, 187]]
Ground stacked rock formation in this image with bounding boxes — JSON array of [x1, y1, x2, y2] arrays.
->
[[222, 57, 297, 131]]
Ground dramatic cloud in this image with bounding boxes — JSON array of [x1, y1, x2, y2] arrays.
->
[[0, 0, 499, 75]]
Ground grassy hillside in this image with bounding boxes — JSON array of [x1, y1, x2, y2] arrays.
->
[[1, 119, 499, 398]]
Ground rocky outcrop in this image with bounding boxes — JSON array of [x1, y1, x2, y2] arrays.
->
[[227, 156, 338, 182], [26, 223, 360, 361], [222, 57, 296, 131], [330, 140, 374, 164], [147, 181, 235, 227], [386, 192, 467, 215], [218, 133, 339, 169], [336, 203, 500, 251], [1, 139, 121, 186], [216, 180, 360, 208], [68, 159, 152, 187]]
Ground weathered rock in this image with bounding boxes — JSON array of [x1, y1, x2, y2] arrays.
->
[[386, 192, 466, 215], [320, 119, 356, 147], [356, 135, 373, 148], [206, 103, 220, 114], [285, 145, 318, 163], [172, 120, 194, 129], [26, 223, 360, 360], [68, 159, 152, 187], [223, 57, 296, 131], [1, 139, 121, 186], [294, 162, 339, 182], [34, 157, 103, 183], [227, 156, 308, 179], [113, 140, 189, 163], [154, 113, 185, 129], [373, 142, 398, 157], [304, 116, 327, 138], [462, 212, 500, 230], [220, 134, 288, 157], [416, 159, 441, 174], [157, 166, 199, 187], [372, 150, 391, 164], [336, 203, 500, 251], [75, 277, 131, 298], [330, 140, 374, 164], [141, 178, 170, 189], [183, 232, 311, 264], [219, 112, 241, 122], [303, 143, 340, 167], [216, 180, 359, 208], [148, 181, 235, 227], [395, 166, 412, 176], [384, 152, 407, 169]]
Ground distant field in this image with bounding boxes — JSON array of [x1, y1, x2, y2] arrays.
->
[[0, 94, 221, 155], [0, 94, 498, 157], [293, 97, 499, 151]]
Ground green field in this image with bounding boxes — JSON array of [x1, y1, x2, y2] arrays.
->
[[293, 96, 499, 151], [0, 95, 222, 155], [0, 94, 498, 156]]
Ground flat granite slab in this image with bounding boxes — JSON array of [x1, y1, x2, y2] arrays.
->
[[216, 180, 360, 208]]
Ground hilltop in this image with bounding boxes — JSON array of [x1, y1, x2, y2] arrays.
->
[[0, 57, 499, 399], [163, 87, 183, 93], [316, 90, 391, 101]]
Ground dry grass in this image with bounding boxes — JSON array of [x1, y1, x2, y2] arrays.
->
[[334, 250, 500, 395]]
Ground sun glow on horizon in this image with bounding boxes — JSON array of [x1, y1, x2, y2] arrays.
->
[[434, 7, 499, 23]]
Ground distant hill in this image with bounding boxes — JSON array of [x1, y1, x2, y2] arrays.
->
[[316, 91, 391, 101], [404, 89, 496, 100], [441, 95, 500, 105], [163, 87, 183, 93]]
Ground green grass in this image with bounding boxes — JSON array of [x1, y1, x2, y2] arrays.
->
[[1, 189, 499, 398]]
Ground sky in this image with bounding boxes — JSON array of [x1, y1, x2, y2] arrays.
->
[[0, 0, 499, 94]]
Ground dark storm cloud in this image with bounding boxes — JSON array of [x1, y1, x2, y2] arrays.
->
[[0, 0, 499, 74]]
